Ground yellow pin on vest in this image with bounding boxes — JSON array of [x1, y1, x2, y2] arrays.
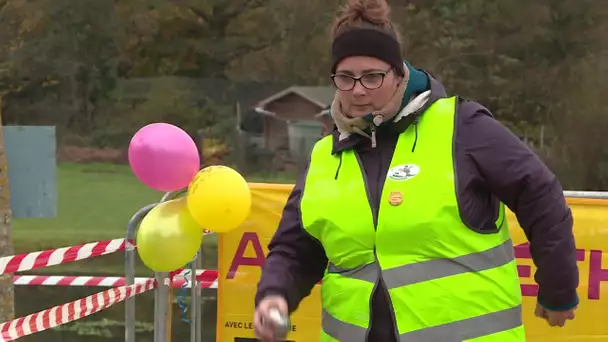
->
[[388, 191, 403, 206]]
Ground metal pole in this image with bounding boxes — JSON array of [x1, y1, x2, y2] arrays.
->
[[153, 277, 161, 341], [161, 189, 187, 202], [195, 245, 203, 342], [153, 190, 188, 342], [189, 247, 203, 342], [167, 279, 173, 342], [128, 188, 202, 342], [563, 190, 608, 198], [154, 272, 170, 342], [189, 252, 198, 342], [125, 203, 158, 342]]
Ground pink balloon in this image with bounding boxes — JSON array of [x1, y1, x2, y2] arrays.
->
[[128, 123, 200, 192]]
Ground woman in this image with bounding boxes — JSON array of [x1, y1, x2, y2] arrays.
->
[[254, 0, 579, 341]]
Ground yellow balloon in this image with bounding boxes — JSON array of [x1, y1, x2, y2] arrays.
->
[[136, 197, 203, 272], [187, 165, 251, 233]]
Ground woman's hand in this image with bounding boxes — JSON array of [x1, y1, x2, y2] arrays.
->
[[535, 302, 576, 327], [254, 295, 289, 342]]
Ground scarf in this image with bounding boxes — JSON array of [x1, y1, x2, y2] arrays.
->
[[330, 67, 409, 148]]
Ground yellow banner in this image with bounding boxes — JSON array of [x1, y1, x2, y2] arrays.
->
[[217, 184, 608, 341]]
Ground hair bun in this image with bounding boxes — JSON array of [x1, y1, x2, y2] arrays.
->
[[331, 0, 398, 41], [345, 0, 391, 25]]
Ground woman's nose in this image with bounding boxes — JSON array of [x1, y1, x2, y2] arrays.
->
[[352, 81, 367, 95]]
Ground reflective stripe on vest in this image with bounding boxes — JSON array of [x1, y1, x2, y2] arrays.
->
[[301, 96, 524, 342], [323, 305, 523, 342]]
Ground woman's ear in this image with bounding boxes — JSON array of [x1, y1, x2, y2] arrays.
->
[[394, 75, 404, 88]]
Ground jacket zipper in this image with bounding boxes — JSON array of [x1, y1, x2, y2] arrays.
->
[[354, 151, 399, 342]]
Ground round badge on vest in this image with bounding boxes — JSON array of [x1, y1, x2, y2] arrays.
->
[[387, 164, 420, 181], [388, 191, 403, 206]]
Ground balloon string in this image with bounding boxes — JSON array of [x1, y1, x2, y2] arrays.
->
[[177, 262, 192, 324]]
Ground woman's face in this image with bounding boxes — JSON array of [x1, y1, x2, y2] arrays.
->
[[332, 56, 402, 118]]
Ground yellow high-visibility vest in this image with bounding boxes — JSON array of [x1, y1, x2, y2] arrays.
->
[[301, 96, 525, 341]]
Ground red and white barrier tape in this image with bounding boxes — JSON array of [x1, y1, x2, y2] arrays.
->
[[0, 229, 213, 277], [0, 239, 130, 276], [13, 269, 219, 288], [0, 278, 155, 341]]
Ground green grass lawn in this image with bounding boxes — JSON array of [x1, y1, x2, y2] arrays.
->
[[12, 163, 294, 276], [13, 163, 162, 248]]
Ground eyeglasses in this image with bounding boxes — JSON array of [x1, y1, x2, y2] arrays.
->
[[331, 68, 393, 91]]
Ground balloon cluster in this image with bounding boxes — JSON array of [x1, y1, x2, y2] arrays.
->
[[128, 123, 251, 272]]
